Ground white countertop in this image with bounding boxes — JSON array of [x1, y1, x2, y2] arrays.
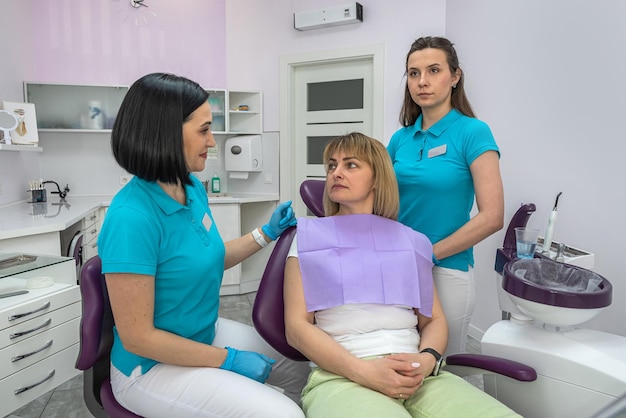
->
[[0, 193, 279, 241]]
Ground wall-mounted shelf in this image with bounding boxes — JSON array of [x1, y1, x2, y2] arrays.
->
[[23, 82, 261, 136], [206, 89, 262, 135], [0, 143, 43, 152], [24, 82, 128, 131]]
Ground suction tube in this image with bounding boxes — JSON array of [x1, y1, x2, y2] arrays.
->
[[542, 192, 562, 256]]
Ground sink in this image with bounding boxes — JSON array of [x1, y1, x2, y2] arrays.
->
[[502, 258, 612, 326]]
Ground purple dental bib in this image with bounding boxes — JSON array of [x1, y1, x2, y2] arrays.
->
[[297, 214, 434, 316]]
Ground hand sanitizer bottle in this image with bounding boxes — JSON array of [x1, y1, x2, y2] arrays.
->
[[211, 173, 221, 193]]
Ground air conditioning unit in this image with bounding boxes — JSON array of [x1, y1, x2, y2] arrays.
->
[[294, 2, 363, 31]]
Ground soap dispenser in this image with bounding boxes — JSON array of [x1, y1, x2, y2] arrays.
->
[[211, 173, 221, 193]]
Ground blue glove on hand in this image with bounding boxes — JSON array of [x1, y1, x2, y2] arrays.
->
[[219, 346, 275, 383], [262, 200, 297, 240]]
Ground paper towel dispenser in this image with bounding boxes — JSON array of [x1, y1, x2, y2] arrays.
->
[[225, 135, 263, 173]]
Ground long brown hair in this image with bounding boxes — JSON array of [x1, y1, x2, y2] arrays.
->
[[322, 132, 399, 220], [399, 36, 475, 127]]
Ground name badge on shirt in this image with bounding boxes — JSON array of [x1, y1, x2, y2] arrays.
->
[[428, 144, 447, 158], [202, 213, 213, 231]]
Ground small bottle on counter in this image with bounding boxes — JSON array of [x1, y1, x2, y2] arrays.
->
[[211, 173, 221, 193]]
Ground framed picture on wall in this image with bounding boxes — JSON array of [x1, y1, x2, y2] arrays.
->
[[1, 101, 39, 145]]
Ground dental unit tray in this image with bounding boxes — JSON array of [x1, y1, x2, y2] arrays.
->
[[0, 254, 37, 270]]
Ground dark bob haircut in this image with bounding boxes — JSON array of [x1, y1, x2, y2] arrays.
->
[[111, 73, 209, 185]]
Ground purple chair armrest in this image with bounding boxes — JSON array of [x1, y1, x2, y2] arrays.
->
[[446, 353, 537, 382]]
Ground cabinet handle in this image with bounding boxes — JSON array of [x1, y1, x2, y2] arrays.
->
[[10, 318, 52, 339], [89, 228, 98, 235], [88, 215, 96, 221], [91, 243, 98, 249], [14, 369, 55, 395], [11, 339, 53, 362], [8, 301, 51, 321]]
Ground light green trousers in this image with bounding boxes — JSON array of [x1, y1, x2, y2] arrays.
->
[[301, 368, 521, 418]]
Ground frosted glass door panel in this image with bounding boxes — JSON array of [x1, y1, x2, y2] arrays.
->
[[294, 58, 373, 216], [307, 79, 364, 111]]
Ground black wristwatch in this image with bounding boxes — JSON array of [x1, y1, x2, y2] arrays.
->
[[420, 348, 443, 376]]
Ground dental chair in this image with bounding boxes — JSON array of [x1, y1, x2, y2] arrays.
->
[[252, 179, 538, 412], [75, 256, 142, 418]]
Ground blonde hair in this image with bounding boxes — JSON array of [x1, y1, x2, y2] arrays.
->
[[322, 132, 399, 220]]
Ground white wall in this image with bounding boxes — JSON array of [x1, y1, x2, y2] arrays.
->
[[0, 1, 38, 205], [225, 0, 446, 138], [447, 0, 626, 337], [3, 0, 622, 338]]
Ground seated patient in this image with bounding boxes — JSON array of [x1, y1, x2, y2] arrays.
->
[[283, 132, 519, 418]]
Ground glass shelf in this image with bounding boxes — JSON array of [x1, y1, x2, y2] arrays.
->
[[24, 82, 128, 131], [0, 252, 72, 279], [0, 143, 43, 152]]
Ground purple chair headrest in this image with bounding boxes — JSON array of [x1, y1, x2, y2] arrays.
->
[[300, 180, 325, 218]]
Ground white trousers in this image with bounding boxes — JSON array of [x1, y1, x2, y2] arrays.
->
[[110, 317, 310, 418], [432, 266, 476, 358]]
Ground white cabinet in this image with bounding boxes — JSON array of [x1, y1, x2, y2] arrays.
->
[[228, 91, 263, 134], [210, 203, 241, 288], [209, 200, 276, 295], [0, 253, 80, 417], [24, 82, 128, 132], [59, 208, 104, 265], [206, 89, 263, 135], [23, 82, 262, 136]]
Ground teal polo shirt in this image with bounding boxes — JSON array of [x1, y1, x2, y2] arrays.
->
[[387, 109, 499, 271], [98, 174, 225, 376]]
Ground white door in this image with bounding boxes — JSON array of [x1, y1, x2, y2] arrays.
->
[[293, 57, 374, 217]]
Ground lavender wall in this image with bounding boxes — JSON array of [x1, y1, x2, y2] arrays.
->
[[28, 0, 227, 86], [0, 0, 227, 205]]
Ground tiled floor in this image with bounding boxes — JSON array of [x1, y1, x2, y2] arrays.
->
[[7, 293, 482, 418]]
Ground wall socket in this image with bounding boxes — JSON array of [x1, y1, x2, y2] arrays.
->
[[119, 175, 131, 185]]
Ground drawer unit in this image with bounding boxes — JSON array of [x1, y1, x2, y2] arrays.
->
[[81, 208, 102, 261], [0, 253, 80, 417], [0, 344, 80, 416], [60, 208, 103, 264]]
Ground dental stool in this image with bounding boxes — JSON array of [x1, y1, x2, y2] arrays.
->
[[75, 256, 142, 418], [252, 179, 537, 396]]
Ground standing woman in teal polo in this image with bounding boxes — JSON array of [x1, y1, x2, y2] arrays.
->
[[387, 36, 504, 357]]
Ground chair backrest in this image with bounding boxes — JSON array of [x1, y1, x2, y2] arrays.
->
[[68, 232, 83, 284], [252, 180, 327, 361], [75, 256, 142, 418], [76, 256, 113, 371], [252, 226, 307, 361], [300, 179, 325, 218]]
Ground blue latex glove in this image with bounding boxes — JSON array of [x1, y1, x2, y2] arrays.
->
[[262, 200, 297, 240], [219, 346, 275, 383]]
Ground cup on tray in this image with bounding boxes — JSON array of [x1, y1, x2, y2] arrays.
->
[[515, 227, 540, 259]]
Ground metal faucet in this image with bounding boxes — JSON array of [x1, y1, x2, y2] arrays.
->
[[42, 181, 70, 200]]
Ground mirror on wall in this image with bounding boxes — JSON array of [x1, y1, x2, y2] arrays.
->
[[0, 110, 18, 145]]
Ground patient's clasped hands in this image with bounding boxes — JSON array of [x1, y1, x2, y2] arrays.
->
[[219, 346, 276, 383], [356, 356, 426, 399]]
